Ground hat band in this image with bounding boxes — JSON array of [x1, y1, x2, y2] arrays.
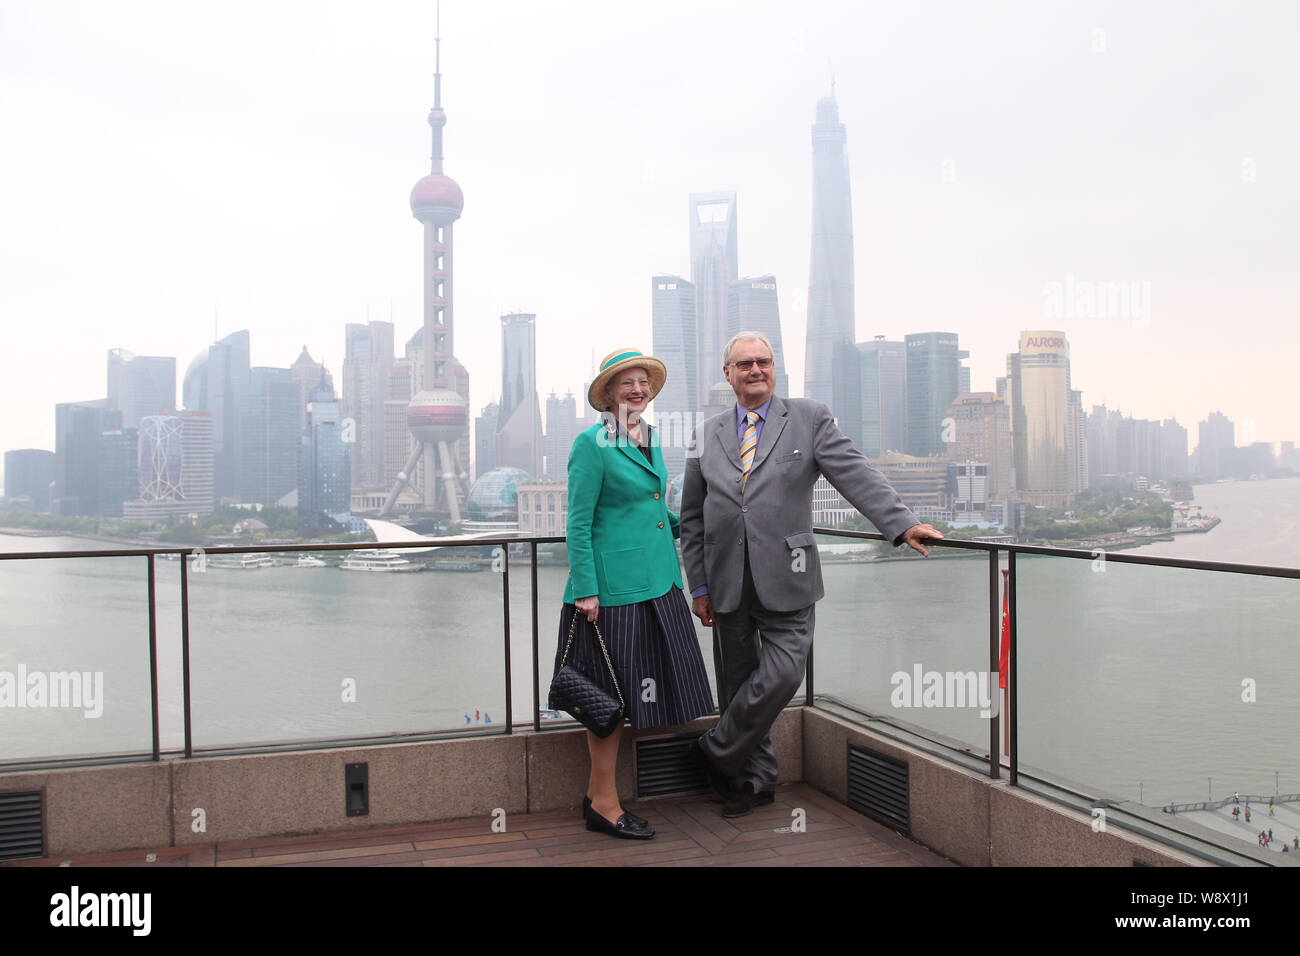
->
[[601, 350, 644, 371]]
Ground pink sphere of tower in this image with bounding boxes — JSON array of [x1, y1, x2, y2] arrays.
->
[[407, 388, 469, 445], [410, 174, 464, 220]]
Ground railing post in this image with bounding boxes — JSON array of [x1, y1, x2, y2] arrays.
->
[[1008, 550, 1018, 786], [804, 636, 814, 706], [501, 542, 512, 735], [146, 554, 160, 761], [181, 550, 193, 758], [531, 541, 541, 733], [988, 549, 1000, 779]]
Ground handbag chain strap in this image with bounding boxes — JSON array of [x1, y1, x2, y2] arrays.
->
[[559, 610, 625, 710]]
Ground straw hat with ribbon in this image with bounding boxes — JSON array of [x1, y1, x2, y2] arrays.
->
[[587, 348, 668, 412]]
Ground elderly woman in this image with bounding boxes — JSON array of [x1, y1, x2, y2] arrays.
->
[[555, 347, 714, 840]]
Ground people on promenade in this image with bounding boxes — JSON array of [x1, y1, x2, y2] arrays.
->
[[681, 331, 942, 817], [555, 348, 714, 840]]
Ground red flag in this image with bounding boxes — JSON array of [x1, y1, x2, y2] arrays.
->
[[998, 586, 1010, 690]]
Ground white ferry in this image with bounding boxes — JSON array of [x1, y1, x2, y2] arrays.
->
[[337, 550, 424, 572], [295, 555, 328, 568], [207, 555, 281, 569]]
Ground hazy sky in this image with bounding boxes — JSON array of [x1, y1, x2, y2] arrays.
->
[[2, 0, 1297, 469]]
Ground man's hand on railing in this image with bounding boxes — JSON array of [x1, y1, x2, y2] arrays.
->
[[902, 524, 944, 557]]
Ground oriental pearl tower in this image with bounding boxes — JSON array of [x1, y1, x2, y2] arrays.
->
[[381, 19, 470, 522]]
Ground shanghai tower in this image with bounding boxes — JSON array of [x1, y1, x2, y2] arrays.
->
[[804, 94, 855, 408]]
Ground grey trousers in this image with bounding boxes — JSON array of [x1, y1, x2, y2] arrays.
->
[[701, 554, 814, 791]]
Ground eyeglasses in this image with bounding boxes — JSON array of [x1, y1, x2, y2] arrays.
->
[[729, 358, 772, 371]]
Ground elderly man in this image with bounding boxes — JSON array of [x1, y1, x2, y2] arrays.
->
[[681, 331, 942, 816]]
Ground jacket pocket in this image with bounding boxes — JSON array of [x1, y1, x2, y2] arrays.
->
[[601, 548, 649, 595], [784, 531, 816, 550]]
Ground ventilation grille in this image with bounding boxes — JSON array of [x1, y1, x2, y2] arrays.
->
[[0, 791, 44, 862], [636, 736, 707, 797], [847, 745, 909, 832]]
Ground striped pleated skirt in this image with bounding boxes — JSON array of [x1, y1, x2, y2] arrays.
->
[[552, 586, 716, 730]]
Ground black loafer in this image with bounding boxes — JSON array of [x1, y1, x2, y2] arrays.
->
[[585, 807, 655, 840], [722, 783, 776, 819], [689, 736, 739, 803], [583, 796, 648, 829]]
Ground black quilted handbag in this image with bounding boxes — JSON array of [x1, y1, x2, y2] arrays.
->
[[548, 610, 625, 738]]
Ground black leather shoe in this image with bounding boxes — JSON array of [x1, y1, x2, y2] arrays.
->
[[585, 807, 655, 840], [583, 796, 648, 829], [689, 736, 739, 802], [722, 782, 776, 819]]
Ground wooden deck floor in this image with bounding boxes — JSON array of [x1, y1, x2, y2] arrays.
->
[[10, 783, 953, 868]]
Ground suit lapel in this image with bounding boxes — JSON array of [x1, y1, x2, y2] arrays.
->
[[749, 395, 787, 474], [716, 408, 742, 469]]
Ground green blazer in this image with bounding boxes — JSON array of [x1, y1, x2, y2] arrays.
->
[[563, 419, 683, 606]]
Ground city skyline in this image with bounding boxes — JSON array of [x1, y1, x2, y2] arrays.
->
[[3, 1, 1298, 468]]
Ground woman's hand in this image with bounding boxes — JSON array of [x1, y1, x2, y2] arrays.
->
[[575, 595, 600, 622]]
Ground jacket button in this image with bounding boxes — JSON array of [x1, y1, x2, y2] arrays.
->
[[653, 492, 660, 499], [658, 522, 665, 529], [742, 506, 749, 513]]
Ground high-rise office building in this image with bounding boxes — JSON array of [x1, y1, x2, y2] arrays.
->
[[300, 379, 351, 534], [690, 191, 738, 408], [474, 402, 499, 481], [805, 94, 855, 411], [240, 367, 299, 506], [496, 313, 544, 479], [137, 416, 183, 503], [122, 412, 214, 518], [1007, 331, 1073, 506], [384, 359, 413, 490], [97, 427, 138, 518], [831, 342, 863, 449], [182, 330, 250, 502], [1161, 419, 1189, 478], [543, 392, 578, 481], [905, 332, 967, 458], [728, 276, 789, 399], [342, 321, 395, 491], [1067, 388, 1089, 496], [3, 449, 55, 511], [107, 349, 175, 430], [945, 392, 1013, 506], [1195, 411, 1235, 481], [53, 400, 121, 516], [856, 336, 907, 458], [289, 346, 334, 433], [651, 275, 697, 480]]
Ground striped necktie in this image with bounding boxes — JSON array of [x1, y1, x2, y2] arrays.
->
[[740, 410, 759, 488]]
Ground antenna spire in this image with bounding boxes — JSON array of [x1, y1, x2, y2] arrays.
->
[[434, 1, 442, 108]]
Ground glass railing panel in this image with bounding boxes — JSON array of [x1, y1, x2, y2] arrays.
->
[[186, 544, 507, 749], [0, 553, 156, 763], [1015, 554, 1300, 842], [813, 534, 995, 752]]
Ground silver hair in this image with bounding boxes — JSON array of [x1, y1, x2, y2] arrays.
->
[[723, 331, 774, 365]]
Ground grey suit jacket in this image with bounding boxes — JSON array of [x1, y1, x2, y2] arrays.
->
[[680, 395, 919, 615]]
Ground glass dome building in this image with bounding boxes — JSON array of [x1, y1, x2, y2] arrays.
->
[[463, 467, 530, 530]]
